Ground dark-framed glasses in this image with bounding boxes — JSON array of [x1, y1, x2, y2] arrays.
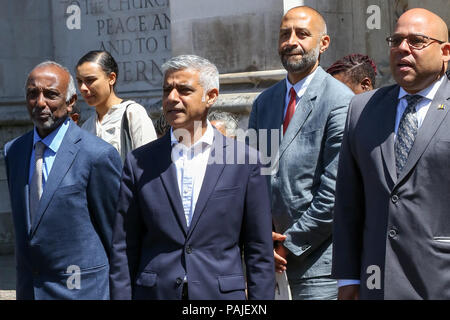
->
[[386, 34, 445, 49]]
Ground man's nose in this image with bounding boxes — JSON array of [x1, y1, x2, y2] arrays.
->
[[36, 92, 47, 108], [167, 88, 180, 101], [287, 30, 299, 46], [397, 37, 411, 52]]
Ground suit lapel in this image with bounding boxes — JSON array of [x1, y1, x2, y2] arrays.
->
[[159, 133, 188, 236], [397, 78, 450, 184], [186, 130, 227, 240], [278, 67, 326, 159], [379, 86, 400, 186], [31, 122, 80, 236]]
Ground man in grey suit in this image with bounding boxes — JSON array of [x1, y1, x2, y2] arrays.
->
[[248, 6, 353, 299], [332, 8, 450, 299]]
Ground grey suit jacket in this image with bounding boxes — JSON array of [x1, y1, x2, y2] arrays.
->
[[332, 76, 450, 299], [249, 66, 354, 279]]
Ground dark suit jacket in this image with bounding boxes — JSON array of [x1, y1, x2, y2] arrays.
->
[[109, 129, 275, 300], [4, 120, 122, 300], [332, 77, 450, 299], [248, 66, 354, 280]]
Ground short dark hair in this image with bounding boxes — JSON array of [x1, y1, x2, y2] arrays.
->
[[76, 50, 119, 87], [326, 54, 377, 87]]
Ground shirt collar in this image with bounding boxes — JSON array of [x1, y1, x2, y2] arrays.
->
[[285, 67, 318, 98], [170, 120, 214, 148], [398, 75, 445, 101], [33, 117, 70, 153]]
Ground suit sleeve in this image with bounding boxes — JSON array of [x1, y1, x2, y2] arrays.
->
[[331, 99, 365, 280], [242, 158, 275, 300], [109, 154, 145, 300], [86, 145, 122, 258], [282, 102, 349, 257]]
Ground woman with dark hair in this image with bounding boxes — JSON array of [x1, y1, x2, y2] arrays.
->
[[326, 54, 378, 94], [76, 50, 156, 160]]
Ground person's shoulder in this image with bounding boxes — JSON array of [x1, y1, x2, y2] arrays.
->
[[75, 123, 117, 153], [351, 84, 398, 108], [123, 100, 148, 113], [80, 114, 96, 130], [131, 132, 168, 158], [321, 71, 355, 101], [255, 80, 285, 103], [4, 131, 33, 158]]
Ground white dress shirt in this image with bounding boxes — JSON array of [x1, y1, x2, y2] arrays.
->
[[283, 67, 318, 119], [395, 75, 445, 135], [82, 100, 157, 154], [337, 75, 445, 289], [170, 121, 214, 228]]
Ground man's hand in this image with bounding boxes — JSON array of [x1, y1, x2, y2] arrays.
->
[[338, 285, 360, 300], [272, 232, 287, 273]]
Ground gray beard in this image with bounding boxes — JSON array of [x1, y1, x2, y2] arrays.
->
[[280, 46, 320, 75]]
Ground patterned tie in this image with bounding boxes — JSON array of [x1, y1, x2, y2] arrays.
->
[[394, 95, 422, 176], [29, 141, 46, 224], [283, 87, 297, 135]]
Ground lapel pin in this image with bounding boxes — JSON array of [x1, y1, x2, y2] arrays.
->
[[438, 104, 445, 110]]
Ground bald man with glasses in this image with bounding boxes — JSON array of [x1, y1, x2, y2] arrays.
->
[[332, 8, 450, 299]]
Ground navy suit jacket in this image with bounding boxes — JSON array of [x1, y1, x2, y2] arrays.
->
[[109, 129, 275, 300], [4, 120, 122, 300]]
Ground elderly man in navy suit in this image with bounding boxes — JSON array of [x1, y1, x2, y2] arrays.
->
[[109, 55, 275, 300], [4, 61, 122, 299]]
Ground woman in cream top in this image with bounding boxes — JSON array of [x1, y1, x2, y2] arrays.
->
[[76, 50, 156, 156]]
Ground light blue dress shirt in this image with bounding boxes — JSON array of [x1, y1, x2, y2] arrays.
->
[[28, 118, 70, 188], [170, 121, 214, 229]]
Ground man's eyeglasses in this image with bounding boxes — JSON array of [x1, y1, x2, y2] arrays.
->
[[386, 34, 445, 50]]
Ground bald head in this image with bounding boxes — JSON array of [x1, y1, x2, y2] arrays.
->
[[282, 6, 327, 35], [397, 8, 448, 42], [278, 6, 330, 83], [389, 8, 450, 93], [26, 61, 77, 137], [27, 61, 76, 103]]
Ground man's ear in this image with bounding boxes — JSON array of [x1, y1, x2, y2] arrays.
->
[[205, 88, 219, 109], [67, 94, 77, 114], [442, 42, 450, 63], [319, 34, 330, 54]]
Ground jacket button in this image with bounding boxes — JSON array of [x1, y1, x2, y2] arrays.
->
[[388, 229, 397, 238], [186, 246, 192, 254], [301, 245, 309, 251], [391, 195, 399, 203], [176, 278, 183, 285]]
